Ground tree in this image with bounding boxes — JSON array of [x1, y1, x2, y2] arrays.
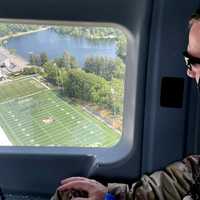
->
[[116, 36, 127, 60], [22, 67, 37, 75], [22, 67, 44, 76], [63, 51, 79, 69], [113, 57, 125, 79], [55, 51, 79, 69], [64, 69, 111, 107], [84, 56, 125, 81], [42, 58, 124, 115], [40, 52, 48, 66], [43, 61, 58, 83], [29, 53, 48, 66], [29, 54, 38, 65], [110, 79, 124, 115]]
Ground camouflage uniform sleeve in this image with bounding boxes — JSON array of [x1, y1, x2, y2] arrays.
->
[[108, 155, 200, 200]]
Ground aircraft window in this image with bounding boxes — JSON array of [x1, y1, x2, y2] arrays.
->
[[0, 21, 127, 148]]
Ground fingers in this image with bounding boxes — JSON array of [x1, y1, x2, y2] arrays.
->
[[61, 177, 99, 186], [58, 180, 95, 192], [72, 198, 90, 200], [61, 177, 90, 185]]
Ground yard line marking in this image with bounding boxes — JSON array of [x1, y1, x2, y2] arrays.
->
[[42, 105, 76, 142], [0, 81, 119, 147], [0, 110, 22, 145], [0, 76, 49, 104], [17, 90, 44, 100], [32, 116, 55, 144], [82, 106, 121, 134], [32, 77, 50, 90], [52, 100, 108, 134], [9, 75, 35, 82], [0, 90, 44, 105]]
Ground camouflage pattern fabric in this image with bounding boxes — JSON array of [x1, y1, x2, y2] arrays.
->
[[51, 155, 200, 200], [108, 155, 200, 200]]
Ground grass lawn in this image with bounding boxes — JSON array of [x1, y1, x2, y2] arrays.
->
[[0, 76, 120, 147]]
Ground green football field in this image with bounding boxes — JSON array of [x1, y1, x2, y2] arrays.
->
[[0, 76, 120, 147]]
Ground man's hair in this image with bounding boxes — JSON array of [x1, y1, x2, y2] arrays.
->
[[189, 9, 200, 29], [191, 8, 200, 20]]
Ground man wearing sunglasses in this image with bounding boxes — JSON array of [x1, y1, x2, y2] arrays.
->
[[184, 10, 200, 87], [184, 51, 200, 86], [51, 10, 200, 200]]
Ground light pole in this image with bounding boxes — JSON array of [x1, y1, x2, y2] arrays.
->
[[111, 87, 115, 116]]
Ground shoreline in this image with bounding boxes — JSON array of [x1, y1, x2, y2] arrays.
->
[[0, 26, 52, 72], [0, 26, 51, 43]]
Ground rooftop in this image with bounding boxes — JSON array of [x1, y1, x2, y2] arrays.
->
[[0, 54, 8, 63]]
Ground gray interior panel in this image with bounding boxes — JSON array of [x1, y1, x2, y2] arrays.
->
[[142, 0, 200, 173], [0, 0, 152, 195]]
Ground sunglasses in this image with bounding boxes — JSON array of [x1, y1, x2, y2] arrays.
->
[[183, 51, 200, 70]]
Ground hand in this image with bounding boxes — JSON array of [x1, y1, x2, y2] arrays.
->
[[58, 177, 108, 200]]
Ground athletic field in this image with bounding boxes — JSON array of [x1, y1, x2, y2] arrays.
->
[[0, 76, 120, 147]]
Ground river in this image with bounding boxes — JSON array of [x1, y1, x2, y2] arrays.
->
[[5, 29, 117, 67]]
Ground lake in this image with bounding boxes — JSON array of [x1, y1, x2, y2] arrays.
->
[[5, 29, 117, 67]]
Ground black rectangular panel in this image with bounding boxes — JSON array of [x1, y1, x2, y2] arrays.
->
[[160, 77, 184, 108]]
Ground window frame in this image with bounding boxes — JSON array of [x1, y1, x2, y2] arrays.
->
[[0, 0, 152, 194], [0, 18, 135, 163]]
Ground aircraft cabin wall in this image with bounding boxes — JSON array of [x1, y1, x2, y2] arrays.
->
[[0, 0, 199, 197], [142, 0, 200, 173], [0, 0, 151, 195]]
